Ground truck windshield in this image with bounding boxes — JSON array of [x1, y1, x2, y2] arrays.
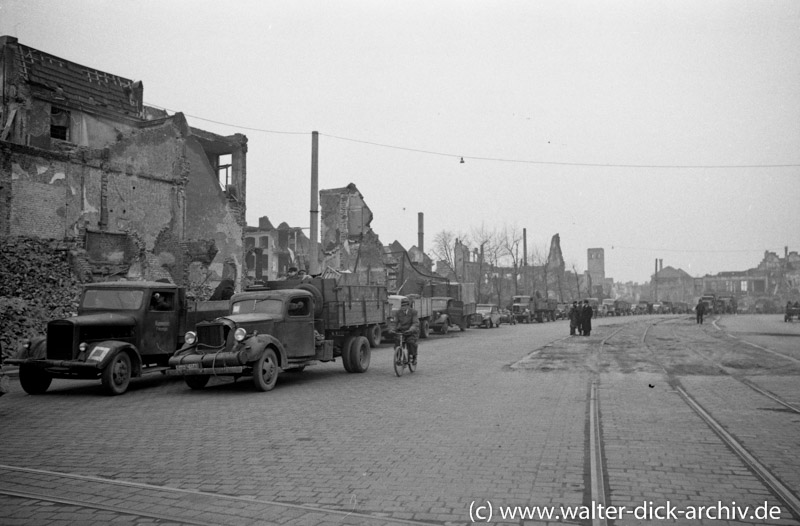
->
[[232, 298, 284, 315], [476, 306, 491, 313], [82, 289, 144, 310]]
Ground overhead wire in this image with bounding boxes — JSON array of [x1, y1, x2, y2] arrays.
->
[[144, 102, 800, 169]]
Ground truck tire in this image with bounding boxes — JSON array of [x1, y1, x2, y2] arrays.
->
[[366, 324, 382, 348], [297, 283, 324, 317], [420, 320, 429, 339], [102, 352, 132, 396], [185, 375, 210, 390], [341, 336, 356, 372], [349, 336, 371, 373], [252, 348, 279, 391], [19, 364, 52, 395]]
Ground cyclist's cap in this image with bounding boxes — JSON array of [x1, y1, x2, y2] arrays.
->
[[401, 298, 410, 305]]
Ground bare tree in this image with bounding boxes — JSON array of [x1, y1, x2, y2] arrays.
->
[[500, 224, 524, 296], [430, 230, 458, 280], [471, 224, 500, 303]]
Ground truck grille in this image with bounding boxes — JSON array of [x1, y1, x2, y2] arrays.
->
[[47, 321, 76, 360], [197, 323, 225, 347]]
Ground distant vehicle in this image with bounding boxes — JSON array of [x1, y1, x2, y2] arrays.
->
[[613, 299, 632, 315], [785, 303, 800, 322], [475, 304, 501, 328], [601, 299, 616, 317], [498, 308, 516, 325], [700, 294, 717, 315]]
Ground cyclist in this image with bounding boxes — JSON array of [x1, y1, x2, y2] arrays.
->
[[393, 297, 420, 365]]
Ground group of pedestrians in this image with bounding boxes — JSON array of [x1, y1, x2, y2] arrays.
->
[[568, 300, 594, 336]]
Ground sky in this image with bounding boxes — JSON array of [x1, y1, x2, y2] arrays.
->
[[2, 0, 798, 283]]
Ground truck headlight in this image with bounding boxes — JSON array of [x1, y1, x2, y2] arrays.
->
[[185, 331, 197, 345], [79, 342, 88, 352], [234, 328, 247, 342]]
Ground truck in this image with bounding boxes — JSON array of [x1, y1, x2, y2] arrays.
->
[[429, 297, 472, 333], [419, 281, 477, 333], [166, 277, 388, 391], [7, 281, 230, 395], [511, 295, 559, 323], [601, 299, 616, 317], [613, 299, 632, 316]]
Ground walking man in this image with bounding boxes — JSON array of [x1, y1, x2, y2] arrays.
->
[[696, 299, 706, 324]]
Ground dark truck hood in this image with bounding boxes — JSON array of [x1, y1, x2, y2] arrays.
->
[[51, 312, 136, 328]]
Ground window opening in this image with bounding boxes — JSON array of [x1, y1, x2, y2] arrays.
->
[[50, 107, 70, 140], [217, 153, 232, 191]]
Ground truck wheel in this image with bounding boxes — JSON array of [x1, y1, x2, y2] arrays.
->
[[349, 336, 371, 373], [341, 336, 356, 372], [19, 364, 52, 395], [253, 348, 279, 391], [420, 320, 429, 339], [366, 324, 382, 348], [102, 352, 131, 396], [185, 375, 210, 390]]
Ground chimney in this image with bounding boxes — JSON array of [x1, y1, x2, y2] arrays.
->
[[523, 228, 528, 266], [418, 212, 424, 254]]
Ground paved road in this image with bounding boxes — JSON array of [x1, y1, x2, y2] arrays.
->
[[1, 314, 798, 525]]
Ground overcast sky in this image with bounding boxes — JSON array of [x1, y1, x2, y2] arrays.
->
[[3, 0, 798, 283]]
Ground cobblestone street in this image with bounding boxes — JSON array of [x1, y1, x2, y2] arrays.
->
[[1, 314, 799, 525]]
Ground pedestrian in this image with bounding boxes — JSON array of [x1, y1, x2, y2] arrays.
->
[[568, 301, 580, 335], [695, 299, 706, 324], [582, 300, 593, 336]]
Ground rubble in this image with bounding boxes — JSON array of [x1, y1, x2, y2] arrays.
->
[[0, 237, 82, 358]]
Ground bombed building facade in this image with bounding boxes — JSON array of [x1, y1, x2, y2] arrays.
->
[[0, 36, 246, 296]]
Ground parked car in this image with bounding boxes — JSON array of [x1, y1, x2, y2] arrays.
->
[[498, 308, 516, 325], [475, 304, 502, 328]]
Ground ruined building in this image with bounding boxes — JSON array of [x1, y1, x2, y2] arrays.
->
[[0, 36, 246, 296], [319, 183, 386, 284]]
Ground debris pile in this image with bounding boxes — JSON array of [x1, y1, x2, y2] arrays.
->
[[0, 237, 82, 359]]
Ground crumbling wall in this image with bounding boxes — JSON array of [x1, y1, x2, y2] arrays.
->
[[320, 183, 386, 283]]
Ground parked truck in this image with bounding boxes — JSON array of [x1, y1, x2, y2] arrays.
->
[[7, 281, 230, 395], [167, 277, 388, 391], [419, 281, 477, 332], [511, 295, 559, 323]]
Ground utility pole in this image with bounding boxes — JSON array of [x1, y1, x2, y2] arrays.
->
[[309, 131, 319, 275]]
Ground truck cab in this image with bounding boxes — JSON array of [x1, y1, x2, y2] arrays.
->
[[8, 281, 229, 395]]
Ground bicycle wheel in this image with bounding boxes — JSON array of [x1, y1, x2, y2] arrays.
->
[[393, 346, 404, 377]]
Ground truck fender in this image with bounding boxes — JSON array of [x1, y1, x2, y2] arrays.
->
[[16, 336, 47, 360], [239, 334, 287, 369], [85, 341, 141, 377]]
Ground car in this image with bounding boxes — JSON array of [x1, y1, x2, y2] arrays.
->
[[475, 304, 502, 328], [498, 308, 516, 325]]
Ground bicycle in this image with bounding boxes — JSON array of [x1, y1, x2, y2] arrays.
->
[[393, 332, 416, 377]]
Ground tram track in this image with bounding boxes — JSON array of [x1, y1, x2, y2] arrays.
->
[[668, 323, 800, 414], [0, 464, 443, 526], [637, 320, 800, 521]]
